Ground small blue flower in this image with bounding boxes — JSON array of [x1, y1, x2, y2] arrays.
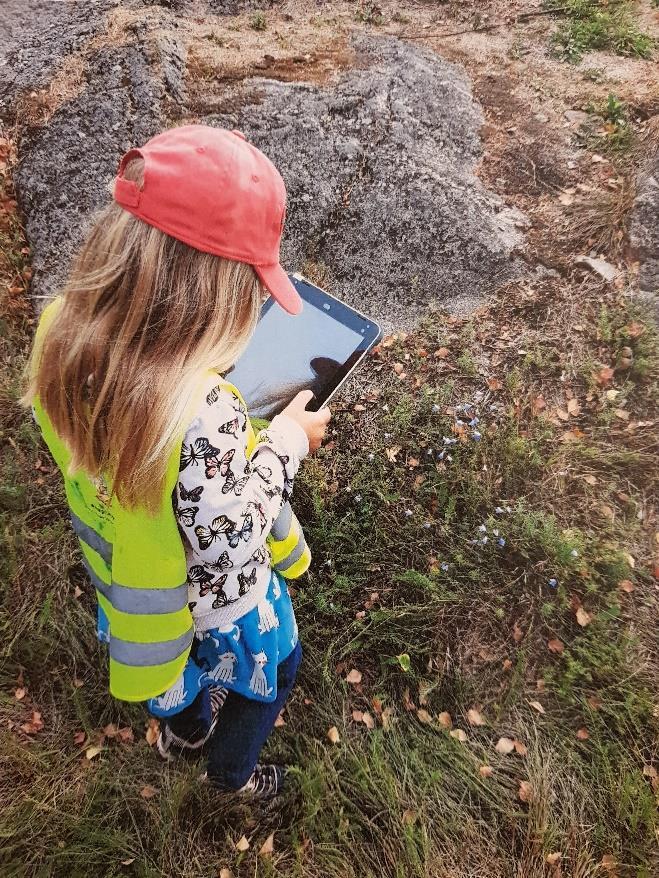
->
[[495, 506, 505, 514], [426, 448, 434, 455], [570, 549, 579, 558], [472, 431, 482, 442], [440, 562, 450, 571], [438, 450, 446, 460], [446, 454, 453, 462], [469, 417, 479, 427], [432, 404, 441, 414], [354, 494, 362, 503], [481, 536, 489, 545], [405, 509, 413, 518], [548, 578, 558, 588], [493, 529, 500, 537], [456, 419, 465, 426], [478, 524, 487, 533], [368, 453, 375, 461], [423, 522, 432, 530], [497, 537, 506, 547], [384, 432, 392, 439], [506, 506, 512, 513], [382, 404, 390, 412]]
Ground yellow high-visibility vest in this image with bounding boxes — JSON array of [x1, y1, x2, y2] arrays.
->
[[31, 297, 310, 701]]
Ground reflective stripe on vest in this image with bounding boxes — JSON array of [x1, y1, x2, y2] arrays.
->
[[109, 627, 194, 667], [71, 510, 112, 566], [80, 554, 188, 615]]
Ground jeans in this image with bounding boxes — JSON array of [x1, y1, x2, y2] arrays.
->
[[166, 641, 302, 790]]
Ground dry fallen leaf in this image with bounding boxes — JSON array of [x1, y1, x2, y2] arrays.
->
[[402, 809, 418, 825], [600, 854, 616, 873], [495, 737, 515, 755], [362, 711, 375, 730], [259, 833, 275, 857], [586, 695, 602, 711], [73, 731, 86, 746], [219, 869, 234, 878], [393, 362, 404, 375], [274, 711, 286, 728], [346, 669, 362, 685], [567, 398, 580, 416], [618, 579, 634, 593], [518, 780, 533, 803], [546, 852, 561, 865], [513, 740, 528, 756], [14, 687, 26, 701], [416, 709, 432, 725], [85, 745, 102, 760], [449, 728, 467, 743], [595, 366, 615, 387], [437, 711, 452, 729], [547, 638, 564, 654], [556, 407, 570, 422], [528, 700, 546, 715], [487, 377, 503, 391], [512, 622, 524, 643], [583, 474, 598, 486], [502, 659, 513, 671], [576, 727, 589, 741], [118, 726, 134, 743], [103, 723, 119, 738], [435, 347, 450, 359], [235, 836, 250, 853], [467, 708, 486, 727], [140, 785, 158, 799], [385, 445, 402, 462], [145, 719, 159, 746], [479, 765, 493, 778], [576, 607, 592, 627], [327, 726, 340, 744]]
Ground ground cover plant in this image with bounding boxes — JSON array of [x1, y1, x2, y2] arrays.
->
[[1, 122, 657, 875], [545, 0, 655, 62]]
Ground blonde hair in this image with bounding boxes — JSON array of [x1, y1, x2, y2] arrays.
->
[[23, 158, 263, 511]]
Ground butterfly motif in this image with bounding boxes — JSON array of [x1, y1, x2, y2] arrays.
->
[[180, 437, 216, 471], [204, 448, 235, 480], [251, 546, 269, 565], [188, 601, 197, 612], [253, 464, 273, 481], [187, 564, 215, 590], [195, 515, 235, 550], [176, 505, 199, 527], [217, 417, 240, 438], [246, 501, 267, 531], [206, 384, 223, 406], [210, 575, 231, 608], [238, 566, 257, 596], [227, 514, 253, 549], [263, 485, 282, 500], [209, 551, 231, 572], [222, 470, 249, 496], [277, 454, 290, 467], [179, 482, 204, 503]]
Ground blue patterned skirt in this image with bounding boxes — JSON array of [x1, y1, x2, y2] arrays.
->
[[98, 572, 298, 717]]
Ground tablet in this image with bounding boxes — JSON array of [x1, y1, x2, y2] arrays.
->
[[226, 274, 382, 420]]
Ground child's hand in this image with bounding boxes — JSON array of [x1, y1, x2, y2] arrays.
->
[[282, 390, 331, 453]]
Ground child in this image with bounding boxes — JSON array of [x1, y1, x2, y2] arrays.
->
[[24, 125, 331, 798]]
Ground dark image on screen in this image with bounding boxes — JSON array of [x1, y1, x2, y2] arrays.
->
[[227, 300, 364, 419]]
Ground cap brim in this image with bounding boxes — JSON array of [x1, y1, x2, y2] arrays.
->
[[254, 262, 303, 316]]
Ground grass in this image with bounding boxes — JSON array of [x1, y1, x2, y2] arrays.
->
[[1, 149, 658, 876], [545, 0, 655, 62]]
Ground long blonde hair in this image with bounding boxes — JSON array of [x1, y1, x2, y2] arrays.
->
[[23, 158, 263, 511]]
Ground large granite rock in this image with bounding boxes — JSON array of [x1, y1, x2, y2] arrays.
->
[[6, 3, 527, 328], [629, 154, 659, 301]]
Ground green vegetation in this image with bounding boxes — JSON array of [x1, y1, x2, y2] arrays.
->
[[545, 0, 654, 62], [355, 2, 385, 26], [249, 10, 267, 32]]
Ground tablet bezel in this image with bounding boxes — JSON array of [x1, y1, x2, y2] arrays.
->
[[231, 274, 382, 415]]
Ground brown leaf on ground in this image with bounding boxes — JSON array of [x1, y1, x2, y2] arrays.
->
[[85, 745, 102, 760], [556, 407, 569, 421], [583, 474, 598, 485], [346, 668, 362, 684], [416, 709, 432, 725], [618, 579, 634, 593], [586, 695, 602, 711], [546, 852, 561, 865], [393, 362, 404, 375], [73, 731, 86, 746], [532, 394, 546, 414], [14, 687, 26, 700], [259, 833, 275, 857], [595, 366, 615, 387], [118, 726, 134, 743], [576, 727, 589, 740], [437, 711, 452, 729], [513, 622, 524, 643], [103, 723, 119, 738], [495, 737, 515, 755], [274, 711, 286, 728], [21, 711, 44, 734], [140, 785, 158, 799], [528, 700, 546, 715], [567, 398, 580, 416], [361, 711, 375, 730], [576, 607, 592, 627], [600, 854, 617, 873], [449, 728, 467, 742], [513, 740, 528, 756], [219, 869, 234, 878], [518, 780, 533, 803], [235, 836, 250, 852], [381, 706, 395, 730], [479, 765, 493, 778], [466, 708, 485, 726], [435, 347, 450, 359], [502, 659, 513, 671], [547, 638, 564, 654], [385, 445, 402, 462], [327, 726, 340, 744], [145, 719, 159, 746], [486, 377, 503, 391], [402, 809, 418, 825]]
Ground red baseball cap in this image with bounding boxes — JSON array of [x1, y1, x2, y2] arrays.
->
[[113, 124, 302, 315]]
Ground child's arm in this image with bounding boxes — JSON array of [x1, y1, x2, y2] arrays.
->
[[176, 387, 309, 569]]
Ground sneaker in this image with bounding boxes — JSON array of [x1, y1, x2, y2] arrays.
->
[[237, 763, 285, 799], [156, 686, 227, 761]]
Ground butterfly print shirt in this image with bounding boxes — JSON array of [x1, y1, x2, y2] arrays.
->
[[174, 378, 308, 630]]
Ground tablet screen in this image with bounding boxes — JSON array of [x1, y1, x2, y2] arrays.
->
[[227, 277, 379, 420]]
